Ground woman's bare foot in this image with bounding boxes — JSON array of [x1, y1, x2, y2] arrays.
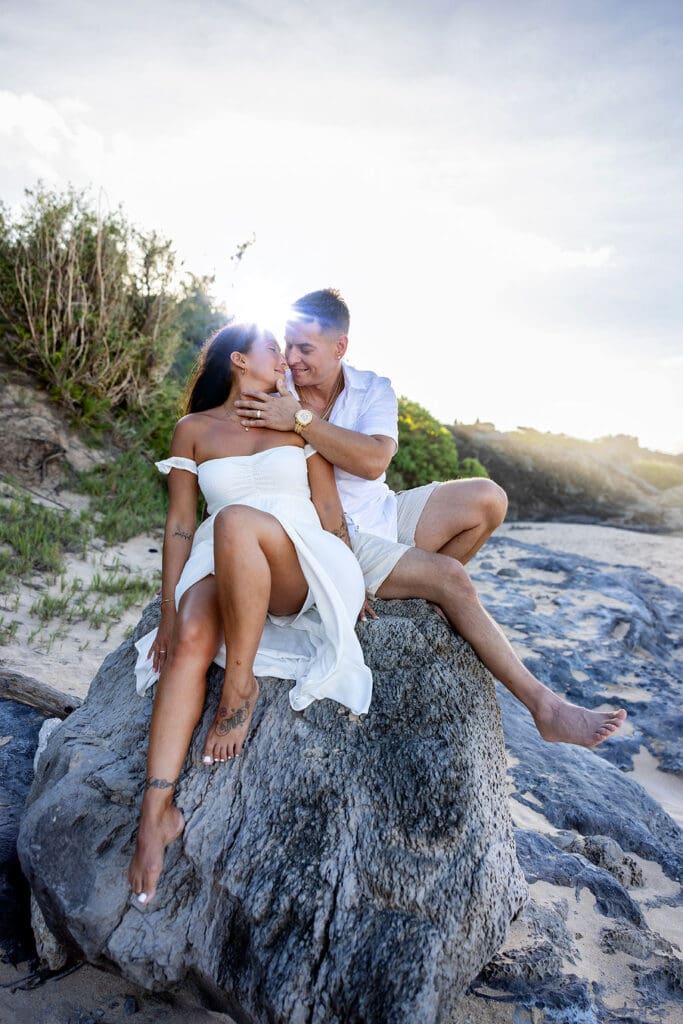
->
[[202, 676, 260, 764], [128, 801, 185, 905], [532, 692, 627, 747]]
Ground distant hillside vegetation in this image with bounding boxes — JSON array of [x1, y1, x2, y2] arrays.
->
[[449, 423, 683, 533]]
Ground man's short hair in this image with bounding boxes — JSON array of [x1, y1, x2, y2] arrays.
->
[[290, 288, 350, 335]]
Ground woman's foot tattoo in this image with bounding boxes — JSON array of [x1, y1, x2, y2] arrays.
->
[[202, 676, 260, 764]]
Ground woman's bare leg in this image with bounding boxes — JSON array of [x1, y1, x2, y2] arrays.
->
[[128, 577, 222, 904], [377, 549, 627, 747], [202, 505, 309, 763]]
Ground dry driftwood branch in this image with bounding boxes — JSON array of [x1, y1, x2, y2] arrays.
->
[[0, 670, 82, 718]]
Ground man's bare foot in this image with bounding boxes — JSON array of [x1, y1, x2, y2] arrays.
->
[[533, 692, 627, 747], [128, 802, 185, 905], [202, 676, 259, 764]]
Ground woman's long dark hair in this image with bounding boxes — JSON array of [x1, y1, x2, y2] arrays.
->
[[183, 322, 262, 414]]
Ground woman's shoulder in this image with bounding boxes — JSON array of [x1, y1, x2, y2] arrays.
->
[[167, 414, 202, 458], [175, 412, 203, 429]]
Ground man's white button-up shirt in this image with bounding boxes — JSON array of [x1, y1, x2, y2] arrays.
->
[[286, 362, 399, 541]]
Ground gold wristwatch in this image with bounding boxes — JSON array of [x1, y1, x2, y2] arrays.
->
[[293, 408, 314, 435]]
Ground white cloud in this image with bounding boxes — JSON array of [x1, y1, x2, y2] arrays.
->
[[0, 91, 105, 186]]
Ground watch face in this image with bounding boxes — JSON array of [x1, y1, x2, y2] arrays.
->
[[297, 410, 313, 426]]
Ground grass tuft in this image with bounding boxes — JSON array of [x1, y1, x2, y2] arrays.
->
[[0, 616, 19, 644], [77, 451, 168, 543], [29, 569, 158, 632], [0, 496, 90, 587]]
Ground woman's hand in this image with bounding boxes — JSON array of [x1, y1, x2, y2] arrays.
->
[[148, 607, 176, 675], [358, 597, 378, 623]]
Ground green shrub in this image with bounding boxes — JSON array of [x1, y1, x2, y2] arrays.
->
[[0, 184, 182, 420], [122, 377, 187, 463], [386, 398, 488, 491], [459, 456, 489, 479], [171, 273, 228, 381]]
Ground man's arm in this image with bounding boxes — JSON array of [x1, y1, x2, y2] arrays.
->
[[298, 419, 395, 480], [235, 378, 397, 480]]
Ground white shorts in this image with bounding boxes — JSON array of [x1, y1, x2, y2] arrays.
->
[[351, 481, 440, 597]]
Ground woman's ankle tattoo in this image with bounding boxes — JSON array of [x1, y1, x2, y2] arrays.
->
[[144, 776, 179, 791]]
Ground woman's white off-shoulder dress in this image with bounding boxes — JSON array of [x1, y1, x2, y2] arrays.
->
[[134, 445, 372, 715]]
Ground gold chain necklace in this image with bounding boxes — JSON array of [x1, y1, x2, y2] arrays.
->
[[318, 368, 345, 422]]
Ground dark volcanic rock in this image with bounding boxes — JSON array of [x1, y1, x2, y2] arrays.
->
[[500, 692, 682, 881], [0, 697, 46, 963], [465, 533, 683, 1024], [514, 831, 646, 926], [472, 534, 683, 777], [18, 599, 527, 1023]]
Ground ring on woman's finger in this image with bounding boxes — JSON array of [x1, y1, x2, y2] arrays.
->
[[257, 410, 261, 419], [159, 649, 167, 653]]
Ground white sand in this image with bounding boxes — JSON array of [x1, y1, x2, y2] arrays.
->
[[498, 521, 683, 589], [0, 533, 163, 700]]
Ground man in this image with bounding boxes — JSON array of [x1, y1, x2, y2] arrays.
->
[[235, 289, 626, 748]]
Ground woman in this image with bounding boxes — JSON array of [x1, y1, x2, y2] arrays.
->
[[129, 323, 371, 905]]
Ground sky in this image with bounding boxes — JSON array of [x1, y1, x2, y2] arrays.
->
[[1, 0, 682, 452]]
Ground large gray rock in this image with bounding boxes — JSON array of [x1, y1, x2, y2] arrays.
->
[[18, 598, 527, 1023]]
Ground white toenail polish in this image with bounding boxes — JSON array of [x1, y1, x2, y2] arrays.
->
[[138, 892, 148, 904], [203, 756, 212, 764]]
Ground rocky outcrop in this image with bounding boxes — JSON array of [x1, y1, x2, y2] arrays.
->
[[0, 357, 107, 491], [450, 423, 683, 532], [11, 530, 683, 1022], [18, 599, 527, 1023]]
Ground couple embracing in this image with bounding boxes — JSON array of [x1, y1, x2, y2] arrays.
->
[[129, 288, 626, 905]]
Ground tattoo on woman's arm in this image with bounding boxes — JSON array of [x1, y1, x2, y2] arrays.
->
[[173, 527, 193, 541]]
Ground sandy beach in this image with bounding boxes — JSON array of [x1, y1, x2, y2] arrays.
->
[[498, 521, 683, 591]]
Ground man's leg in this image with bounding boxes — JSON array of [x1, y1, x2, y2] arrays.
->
[[410, 479, 508, 564], [375, 546, 626, 748]]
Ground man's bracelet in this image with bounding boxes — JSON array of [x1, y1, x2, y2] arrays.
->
[[160, 597, 174, 605]]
